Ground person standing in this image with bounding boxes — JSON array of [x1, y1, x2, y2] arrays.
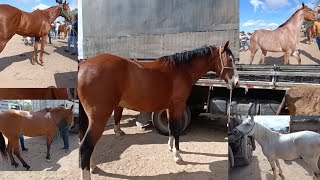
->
[[65, 14, 78, 55], [19, 133, 28, 151], [55, 22, 60, 39], [314, 17, 320, 50], [240, 31, 250, 51]]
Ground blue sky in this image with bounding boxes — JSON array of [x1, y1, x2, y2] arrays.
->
[[240, 0, 319, 33], [1, 0, 77, 12], [254, 116, 290, 131]]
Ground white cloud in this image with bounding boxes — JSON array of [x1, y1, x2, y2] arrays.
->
[[242, 19, 279, 29], [264, 0, 290, 9], [34, 0, 41, 2], [250, 0, 264, 12], [32, 3, 49, 10]]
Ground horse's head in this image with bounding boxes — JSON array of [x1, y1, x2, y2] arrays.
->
[[63, 104, 74, 125], [302, 3, 317, 21], [232, 116, 256, 139], [60, 1, 71, 22], [210, 41, 239, 89], [50, 105, 74, 126]]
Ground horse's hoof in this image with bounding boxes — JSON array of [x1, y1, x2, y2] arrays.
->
[[23, 164, 31, 170], [40, 63, 44, 66], [12, 162, 19, 167], [174, 157, 183, 164], [46, 157, 51, 162], [115, 130, 125, 136]]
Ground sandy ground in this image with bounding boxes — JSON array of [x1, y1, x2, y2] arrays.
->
[[0, 35, 78, 88], [0, 109, 228, 180], [229, 143, 316, 180], [240, 33, 320, 65], [88, 109, 228, 180], [0, 133, 79, 180]]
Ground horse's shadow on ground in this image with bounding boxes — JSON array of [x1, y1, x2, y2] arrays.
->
[[90, 116, 227, 178], [229, 156, 263, 180], [264, 56, 285, 65], [0, 133, 78, 171], [90, 160, 226, 180], [52, 45, 78, 62], [0, 51, 36, 71], [300, 50, 320, 64]]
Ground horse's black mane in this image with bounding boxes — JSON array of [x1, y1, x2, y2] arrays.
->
[[159, 46, 216, 66], [278, 7, 303, 28]]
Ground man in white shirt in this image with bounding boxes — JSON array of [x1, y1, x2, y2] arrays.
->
[[55, 21, 60, 39]]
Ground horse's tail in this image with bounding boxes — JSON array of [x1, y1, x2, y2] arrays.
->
[[0, 132, 7, 160], [79, 102, 88, 142]]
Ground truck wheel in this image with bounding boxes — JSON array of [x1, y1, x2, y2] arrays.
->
[[152, 106, 191, 136], [243, 137, 253, 165]]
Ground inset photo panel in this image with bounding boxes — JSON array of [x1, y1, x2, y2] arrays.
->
[[0, 1, 78, 88], [78, 0, 239, 179], [0, 88, 79, 179]]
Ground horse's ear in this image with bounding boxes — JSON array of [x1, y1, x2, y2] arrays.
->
[[223, 41, 229, 52], [302, 2, 305, 8], [250, 115, 254, 122]]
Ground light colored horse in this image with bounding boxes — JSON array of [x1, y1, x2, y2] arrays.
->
[[0, 105, 74, 169], [232, 116, 320, 180], [249, 3, 317, 65]]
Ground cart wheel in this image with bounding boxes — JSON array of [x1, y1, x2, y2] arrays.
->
[[152, 106, 191, 136]]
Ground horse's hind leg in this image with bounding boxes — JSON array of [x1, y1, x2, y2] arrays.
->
[[7, 141, 18, 167], [12, 138, 30, 169], [31, 37, 40, 65], [167, 109, 174, 151], [292, 50, 301, 65], [303, 157, 320, 179], [259, 49, 267, 65], [275, 159, 282, 175], [80, 109, 114, 180], [249, 41, 259, 65], [45, 134, 54, 161], [114, 106, 125, 136]]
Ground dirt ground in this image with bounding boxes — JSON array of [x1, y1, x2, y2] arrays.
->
[[0, 35, 78, 88], [0, 133, 79, 180], [0, 109, 228, 180], [240, 33, 320, 65], [229, 143, 316, 180]]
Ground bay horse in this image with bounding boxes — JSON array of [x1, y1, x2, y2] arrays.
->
[[78, 41, 239, 179], [0, 105, 74, 169], [249, 3, 317, 65], [0, 1, 70, 65], [232, 117, 320, 180], [307, 25, 316, 44]]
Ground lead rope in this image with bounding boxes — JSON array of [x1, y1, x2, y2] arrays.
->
[[228, 88, 232, 124]]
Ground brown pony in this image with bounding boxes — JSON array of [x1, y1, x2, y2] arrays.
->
[[249, 3, 317, 65], [59, 25, 68, 40], [78, 42, 239, 179], [306, 25, 316, 44], [0, 106, 74, 169], [0, 1, 70, 65]]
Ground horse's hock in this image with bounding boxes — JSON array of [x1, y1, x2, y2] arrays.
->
[[286, 85, 320, 116]]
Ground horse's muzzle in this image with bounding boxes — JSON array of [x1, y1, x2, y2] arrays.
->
[[231, 129, 242, 139]]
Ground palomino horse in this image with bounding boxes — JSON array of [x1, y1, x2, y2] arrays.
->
[[249, 3, 317, 65], [0, 106, 74, 169], [0, 1, 70, 65], [78, 41, 240, 179], [307, 25, 316, 44], [232, 117, 320, 180]]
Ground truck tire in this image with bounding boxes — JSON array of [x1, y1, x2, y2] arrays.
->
[[152, 106, 191, 136]]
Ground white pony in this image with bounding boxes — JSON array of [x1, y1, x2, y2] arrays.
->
[[232, 116, 320, 180]]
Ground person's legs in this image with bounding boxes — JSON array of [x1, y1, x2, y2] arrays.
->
[[65, 35, 72, 53], [62, 127, 70, 150], [317, 37, 320, 50], [19, 134, 28, 151], [71, 36, 78, 55], [246, 40, 250, 49], [31, 37, 34, 46], [241, 41, 246, 51]]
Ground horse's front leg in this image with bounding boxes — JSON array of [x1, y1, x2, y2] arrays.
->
[[267, 158, 278, 180], [259, 49, 267, 65], [46, 135, 53, 161], [275, 159, 282, 175], [32, 37, 40, 65], [168, 103, 185, 163], [284, 50, 292, 65], [0, 39, 10, 53], [113, 106, 125, 136], [292, 50, 301, 65], [39, 35, 47, 65]]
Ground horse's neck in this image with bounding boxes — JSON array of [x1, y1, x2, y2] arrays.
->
[[42, 6, 61, 24], [253, 123, 280, 147], [184, 57, 212, 84], [282, 11, 305, 35]]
